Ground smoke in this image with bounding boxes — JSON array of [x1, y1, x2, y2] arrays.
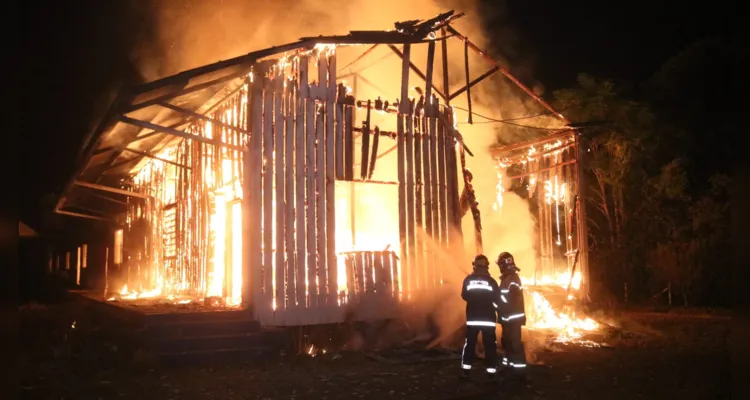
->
[[130, 0, 567, 353]]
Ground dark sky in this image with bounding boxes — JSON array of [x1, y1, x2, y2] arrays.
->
[[19, 0, 738, 228]]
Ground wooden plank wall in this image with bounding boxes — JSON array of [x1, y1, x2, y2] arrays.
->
[[244, 48, 463, 326]]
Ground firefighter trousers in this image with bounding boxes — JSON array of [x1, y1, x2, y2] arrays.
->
[[461, 325, 498, 373], [500, 322, 527, 372]]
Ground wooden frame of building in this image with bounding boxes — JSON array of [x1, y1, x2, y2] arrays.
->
[[55, 11, 579, 326]]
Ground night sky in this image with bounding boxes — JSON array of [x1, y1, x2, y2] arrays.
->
[[19, 0, 739, 230]]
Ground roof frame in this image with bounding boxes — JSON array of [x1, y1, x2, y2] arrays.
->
[[58, 10, 572, 220]]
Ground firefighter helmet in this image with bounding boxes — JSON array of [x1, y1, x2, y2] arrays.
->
[[472, 254, 490, 269], [496, 252, 518, 272]]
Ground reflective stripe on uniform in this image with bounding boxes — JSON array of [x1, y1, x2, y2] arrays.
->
[[509, 282, 523, 290], [500, 294, 507, 303], [501, 313, 525, 322], [509, 363, 526, 368], [493, 302, 498, 309], [466, 320, 496, 327], [466, 283, 492, 292], [486, 367, 497, 373], [461, 364, 472, 370]]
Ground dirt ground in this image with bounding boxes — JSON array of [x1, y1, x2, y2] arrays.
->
[[18, 299, 730, 400]]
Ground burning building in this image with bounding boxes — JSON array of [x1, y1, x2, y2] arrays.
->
[[54, 11, 592, 335]]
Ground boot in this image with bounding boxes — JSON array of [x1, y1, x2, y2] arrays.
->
[[485, 371, 498, 384], [460, 368, 471, 380]]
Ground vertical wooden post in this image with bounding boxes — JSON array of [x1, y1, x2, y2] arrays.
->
[[399, 43, 412, 299], [335, 84, 345, 179], [285, 72, 297, 321], [445, 110, 463, 251], [428, 96, 441, 286], [296, 56, 309, 310], [305, 80, 318, 310], [574, 133, 590, 302], [436, 118, 448, 249], [405, 113, 416, 297], [104, 247, 109, 297], [315, 113, 328, 309], [441, 28, 450, 107], [245, 69, 264, 313], [262, 75, 275, 317], [76, 246, 81, 285], [360, 101, 371, 180], [274, 74, 286, 315], [326, 53, 338, 309], [397, 113, 407, 298], [344, 104, 354, 181], [413, 118, 424, 291], [463, 39, 473, 124]]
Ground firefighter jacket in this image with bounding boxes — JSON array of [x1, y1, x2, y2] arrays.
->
[[461, 272, 500, 327], [498, 272, 526, 325]]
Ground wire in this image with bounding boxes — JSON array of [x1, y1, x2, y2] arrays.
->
[[452, 105, 564, 131]]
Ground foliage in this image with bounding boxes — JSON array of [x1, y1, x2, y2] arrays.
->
[[551, 50, 732, 306]]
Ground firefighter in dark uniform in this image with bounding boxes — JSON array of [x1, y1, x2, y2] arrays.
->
[[496, 252, 528, 379], [460, 255, 500, 380]]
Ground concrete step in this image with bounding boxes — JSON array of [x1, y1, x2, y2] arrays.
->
[[156, 345, 278, 365], [148, 330, 289, 354], [142, 319, 262, 339], [143, 310, 255, 326]]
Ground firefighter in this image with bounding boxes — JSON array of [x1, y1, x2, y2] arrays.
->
[[460, 254, 500, 381], [496, 252, 528, 379]]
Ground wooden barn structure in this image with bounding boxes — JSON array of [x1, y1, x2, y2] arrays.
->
[[54, 11, 583, 326]]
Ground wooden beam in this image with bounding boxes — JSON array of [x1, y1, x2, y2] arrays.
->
[[295, 55, 308, 310], [441, 28, 450, 106], [73, 180, 150, 199], [504, 158, 577, 180], [449, 66, 499, 101], [388, 44, 448, 101], [446, 25, 568, 122], [274, 74, 286, 315], [463, 40, 473, 124], [55, 209, 110, 221], [155, 102, 251, 135], [118, 115, 247, 152], [491, 130, 576, 156], [121, 147, 191, 169], [87, 192, 128, 206], [326, 52, 338, 308], [126, 68, 252, 113], [284, 75, 296, 319]]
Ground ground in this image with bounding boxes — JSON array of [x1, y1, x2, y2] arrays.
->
[[19, 299, 730, 400]]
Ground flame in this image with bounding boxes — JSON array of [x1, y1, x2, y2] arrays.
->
[[526, 290, 598, 343]]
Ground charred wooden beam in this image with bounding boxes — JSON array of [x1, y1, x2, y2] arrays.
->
[[463, 40, 473, 124], [360, 100, 371, 180], [446, 25, 567, 122], [387, 44, 448, 101], [155, 102, 251, 135], [491, 130, 576, 156], [73, 180, 150, 199], [449, 66, 499, 101], [55, 209, 110, 222], [367, 126, 380, 179], [504, 158, 577, 180], [441, 28, 450, 106], [121, 147, 191, 169], [88, 192, 128, 206], [424, 41, 436, 116], [118, 115, 247, 152]]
